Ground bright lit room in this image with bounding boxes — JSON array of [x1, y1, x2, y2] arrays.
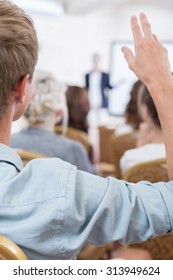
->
[[1, 0, 173, 263]]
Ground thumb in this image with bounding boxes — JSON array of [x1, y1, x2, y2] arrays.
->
[[121, 46, 135, 70]]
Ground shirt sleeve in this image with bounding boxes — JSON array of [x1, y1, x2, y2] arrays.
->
[[63, 170, 173, 256]]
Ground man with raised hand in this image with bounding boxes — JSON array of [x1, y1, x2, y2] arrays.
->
[[0, 0, 173, 259]]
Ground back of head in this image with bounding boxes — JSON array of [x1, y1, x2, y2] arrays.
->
[[0, 0, 38, 117], [124, 80, 143, 129], [25, 70, 67, 126], [65, 86, 90, 132]]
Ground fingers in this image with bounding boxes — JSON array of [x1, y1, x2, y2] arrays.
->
[[131, 13, 153, 44], [153, 34, 159, 42], [121, 47, 135, 69], [131, 15, 143, 46], [139, 13, 153, 40]]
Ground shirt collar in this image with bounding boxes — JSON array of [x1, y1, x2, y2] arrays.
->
[[0, 144, 23, 172]]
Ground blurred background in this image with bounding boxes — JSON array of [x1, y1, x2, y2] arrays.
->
[[9, 1, 173, 259], [11, 0, 173, 143], [12, 0, 173, 83]]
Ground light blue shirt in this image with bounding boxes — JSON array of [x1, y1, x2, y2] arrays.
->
[[0, 144, 173, 259]]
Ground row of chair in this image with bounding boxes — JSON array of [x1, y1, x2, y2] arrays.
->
[[96, 127, 172, 260], [15, 127, 169, 183], [0, 126, 170, 260], [98, 126, 169, 182]]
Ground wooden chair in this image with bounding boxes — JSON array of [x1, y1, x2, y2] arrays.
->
[[14, 148, 47, 166], [77, 243, 114, 260], [110, 131, 138, 179], [128, 234, 173, 260], [98, 125, 115, 163], [0, 235, 27, 260], [122, 158, 171, 259], [123, 158, 169, 183], [97, 125, 115, 177], [55, 125, 90, 153]]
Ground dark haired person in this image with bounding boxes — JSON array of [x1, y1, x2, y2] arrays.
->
[[120, 84, 165, 174], [66, 86, 90, 133]]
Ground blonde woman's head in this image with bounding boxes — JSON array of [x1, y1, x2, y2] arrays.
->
[[24, 70, 68, 128]]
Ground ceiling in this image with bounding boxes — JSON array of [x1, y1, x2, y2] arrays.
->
[[59, 0, 173, 14], [13, 0, 173, 17]]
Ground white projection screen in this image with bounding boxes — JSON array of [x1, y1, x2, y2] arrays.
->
[[108, 41, 173, 116]]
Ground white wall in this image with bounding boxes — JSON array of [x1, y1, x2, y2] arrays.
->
[[12, 3, 173, 132], [33, 4, 173, 85]]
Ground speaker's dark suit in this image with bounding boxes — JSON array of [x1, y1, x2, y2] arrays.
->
[[85, 72, 112, 108]]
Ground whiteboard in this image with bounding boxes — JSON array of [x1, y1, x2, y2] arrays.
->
[[108, 41, 173, 116]]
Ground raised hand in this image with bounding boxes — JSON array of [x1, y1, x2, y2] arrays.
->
[[121, 13, 172, 95], [122, 13, 173, 179]]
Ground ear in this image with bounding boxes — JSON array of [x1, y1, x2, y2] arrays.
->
[[55, 109, 63, 123], [15, 74, 30, 104]]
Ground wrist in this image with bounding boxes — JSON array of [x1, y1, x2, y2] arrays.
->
[[147, 75, 173, 97]]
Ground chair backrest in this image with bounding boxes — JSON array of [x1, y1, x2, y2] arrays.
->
[[110, 131, 138, 179], [55, 125, 90, 152], [77, 243, 114, 260], [123, 158, 168, 183], [0, 235, 27, 260], [128, 232, 173, 260], [98, 125, 115, 163], [124, 158, 171, 259], [14, 148, 47, 166]]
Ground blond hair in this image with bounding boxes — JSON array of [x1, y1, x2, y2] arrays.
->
[[25, 70, 68, 130], [0, 0, 38, 117]]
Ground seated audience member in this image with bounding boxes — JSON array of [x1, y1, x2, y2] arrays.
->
[[64, 85, 95, 162], [116, 79, 142, 135], [120, 84, 166, 174], [124, 79, 142, 130], [11, 70, 96, 174], [1, 1, 173, 260], [65, 85, 90, 133]]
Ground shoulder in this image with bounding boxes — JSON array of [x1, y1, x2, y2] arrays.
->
[[56, 136, 88, 158], [122, 146, 142, 158], [143, 143, 166, 154], [68, 140, 88, 160], [69, 139, 87, 153], [0, 154, 77, 206], [11, 129, 27, 137], [58, 135, 85, 150], [11, 129, 29, 145], [22, 157, 77, 198]]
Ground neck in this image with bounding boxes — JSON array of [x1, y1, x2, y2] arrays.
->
[[0, 101, 16, 146], [151, 126, 164, 143], [93, 65, 100, 72], [31, 120, 55, 131], [147, 122, 164, 144], [0, 114, 13, 146]]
